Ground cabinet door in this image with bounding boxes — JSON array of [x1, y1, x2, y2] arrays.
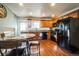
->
[[70, 19, 79, 49]]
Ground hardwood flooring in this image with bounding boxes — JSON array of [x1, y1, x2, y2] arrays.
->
[[40, 39, 72, 56], [0, 39, 74, 56]]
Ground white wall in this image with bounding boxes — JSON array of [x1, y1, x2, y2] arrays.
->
[[0, 4, 18, 35]]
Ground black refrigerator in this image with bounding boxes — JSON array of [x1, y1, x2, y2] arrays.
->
[[57, 17, 79, 52]]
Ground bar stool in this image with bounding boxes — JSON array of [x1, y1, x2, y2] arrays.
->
[[28, 38, 40, 56]]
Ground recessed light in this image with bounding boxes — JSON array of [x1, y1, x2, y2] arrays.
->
[[29, 12, 32, 15], [51, 14, 55, 17], [19, 3, 23, 6], [51, 3, 56, 6]]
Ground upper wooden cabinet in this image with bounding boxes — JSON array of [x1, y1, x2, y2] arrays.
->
[[68, 11, 78, 18], [60, 10, 79, 19], [41, 20, 53, 28]]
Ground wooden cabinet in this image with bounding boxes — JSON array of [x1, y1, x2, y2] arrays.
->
[[68, 11, 78, 18], [41, 20, 53, 28], [60, 9, 79, 19], [59, 10, 79, 19]]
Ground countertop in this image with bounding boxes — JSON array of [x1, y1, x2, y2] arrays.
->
[[21, 28, 51, 33]]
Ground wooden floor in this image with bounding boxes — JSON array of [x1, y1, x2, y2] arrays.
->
[[40, 39, 72, 56]]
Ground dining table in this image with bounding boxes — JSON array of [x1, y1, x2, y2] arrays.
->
[[0, 33, 36, 56]]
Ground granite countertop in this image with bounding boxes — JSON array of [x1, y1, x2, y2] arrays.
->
[[21, 28, 51, 33]]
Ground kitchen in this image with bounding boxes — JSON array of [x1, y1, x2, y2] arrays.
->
[[0, 3, 79, 56]]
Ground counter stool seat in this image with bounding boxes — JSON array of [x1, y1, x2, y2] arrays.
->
[[29, 39, 40, 56]]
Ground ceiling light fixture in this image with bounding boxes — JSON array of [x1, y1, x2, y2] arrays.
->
[[19, 3, 23, 6], [51, 3, 56, 6], [51, 14, 55, 17], [29, 12, 32, 16]]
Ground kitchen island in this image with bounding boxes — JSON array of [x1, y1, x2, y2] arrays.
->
[[21, 28, 51, 40]]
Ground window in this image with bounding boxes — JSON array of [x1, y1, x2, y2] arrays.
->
[[19, 20, 41, 32], [20, 23, 26, 31], [32, 21, 41, 28]]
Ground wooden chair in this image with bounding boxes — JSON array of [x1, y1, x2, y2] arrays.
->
[[28, 38, 40, 56], [0, 40, 26, 56]]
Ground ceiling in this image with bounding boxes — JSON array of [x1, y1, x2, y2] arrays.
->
[[4, 3, 79, 17]]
